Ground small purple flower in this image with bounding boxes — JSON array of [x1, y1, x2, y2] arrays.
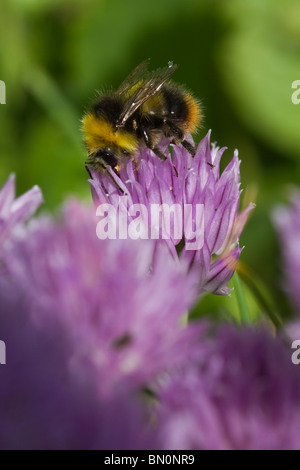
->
[[89, 132, 254, 295], [273, 191, 300, 313], [157, 325, 300, 450], [0, 174, 43, 253], [3, 199, 201, 396]]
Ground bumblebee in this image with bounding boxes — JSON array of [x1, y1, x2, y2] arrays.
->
[[82, 60, 201, 175]]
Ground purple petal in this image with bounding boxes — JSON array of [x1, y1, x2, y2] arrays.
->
[[203, 247, 242, 295]]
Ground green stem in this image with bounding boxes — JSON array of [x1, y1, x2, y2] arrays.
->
[[232, 271, 252, 324], [237, 263, 282, 328]]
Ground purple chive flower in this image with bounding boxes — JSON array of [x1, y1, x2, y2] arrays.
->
[[273, 191, 300, 314], [0, 277, 157, 450], [0, 174, 43, 253], [89, 132, 254, 295], [3, 199, 201, 396], [156, 325, 300, 450]]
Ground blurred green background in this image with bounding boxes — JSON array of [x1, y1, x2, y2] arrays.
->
[[0, 0, 299, 321]]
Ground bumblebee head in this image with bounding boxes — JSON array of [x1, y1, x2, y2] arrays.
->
[[88, 147, 119, 170], [82, 112, 138, 162]]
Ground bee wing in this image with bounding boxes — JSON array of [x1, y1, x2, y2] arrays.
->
[[116, 61, 178, 128], [117, 59, 150, 95]]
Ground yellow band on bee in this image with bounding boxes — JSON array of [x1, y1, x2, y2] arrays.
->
[[82, 113, 138, 153]]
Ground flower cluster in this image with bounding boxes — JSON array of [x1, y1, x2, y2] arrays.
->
[[89, 132, 254, 295], [0, 275, 157, 450], [2, 199, 202, 396], [273, 191, 300, 314], [156, 325, 300, 450]]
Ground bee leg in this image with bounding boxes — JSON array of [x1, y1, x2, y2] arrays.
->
[[104, 165, 126, 194], [85, 163, 92, 178], [152, 147, 167, 161], [181, 139, 196, 157], [166, 121, 184, 141], [167, 122, 196, 156], [85, 161, 125, 194], [142, 127, 167, 161]]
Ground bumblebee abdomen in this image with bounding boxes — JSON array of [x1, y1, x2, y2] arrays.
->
[[162, 84, 201, 134], [139, 91, 164, 118]]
